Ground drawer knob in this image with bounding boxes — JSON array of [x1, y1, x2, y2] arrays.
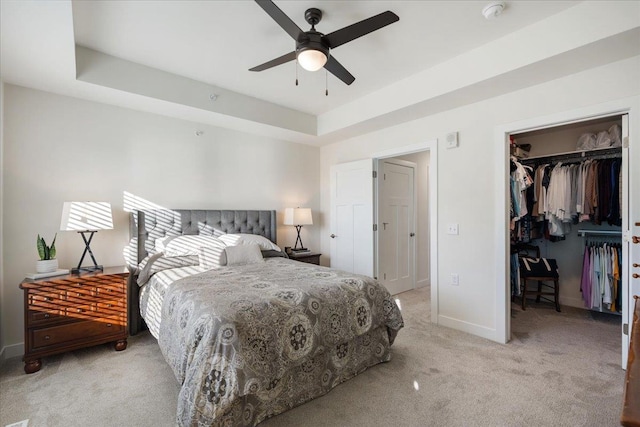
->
[[106, 323, 112, 328], [44, 297, 52, 301], [44, 335, 50, 340], [44, 313, 50, 318], [107, 304, 113, 308], [77, 308, 84, 313]]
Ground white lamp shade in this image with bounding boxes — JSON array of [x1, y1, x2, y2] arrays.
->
[[60, 202, 114, 231], [297, 49, 327, 72], [283, 208, 313, 226]]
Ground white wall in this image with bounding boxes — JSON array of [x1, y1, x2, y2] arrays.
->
[[0, 84, 320, 355], [395, 151, 430, 287], [320, 55, 640, 341]]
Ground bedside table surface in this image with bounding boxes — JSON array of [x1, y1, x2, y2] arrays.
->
[[288, 252, 321, 258], [21, 266, 128, 287]]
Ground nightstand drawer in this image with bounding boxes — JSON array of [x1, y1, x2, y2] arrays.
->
[[31, 317, 125, 349], [29, 289, 64, 305], [28, 309, 65, 325], [96, 283, 125, 296]]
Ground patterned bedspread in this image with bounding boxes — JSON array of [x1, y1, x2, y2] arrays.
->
[[156, 257, 404, 426]]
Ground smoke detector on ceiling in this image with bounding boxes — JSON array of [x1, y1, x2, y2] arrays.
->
[[482, 2, 506, 20]]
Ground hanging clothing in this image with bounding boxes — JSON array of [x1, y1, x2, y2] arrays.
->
[[513, 156, 622, 242], [580, 241, 622, 313]]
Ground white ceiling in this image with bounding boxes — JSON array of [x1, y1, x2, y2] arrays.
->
[[71, 0, 577, 115], [2, 1, 639, 145]]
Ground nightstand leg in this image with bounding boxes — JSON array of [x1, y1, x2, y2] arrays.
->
[[114, 339, 128, 351], [24, 359, 42, 374]]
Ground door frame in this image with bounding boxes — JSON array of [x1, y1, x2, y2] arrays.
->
[[494, 97, 637, 355], [372, 139, 439, 323], [375, 158, 418, 294]]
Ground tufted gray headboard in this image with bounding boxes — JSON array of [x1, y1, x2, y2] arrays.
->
[[126, 209, 277, 334], [127, 209, 277, 265]]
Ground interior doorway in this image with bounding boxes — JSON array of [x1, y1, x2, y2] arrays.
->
[[377, 158, 417, 295], [372, 140, 438, 322]]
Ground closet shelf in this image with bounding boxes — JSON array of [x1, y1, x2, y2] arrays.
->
[[578, 229, 622, 237]]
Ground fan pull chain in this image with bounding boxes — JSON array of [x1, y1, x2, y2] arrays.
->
[[325, 70, 328, 96], [295, 60, 299, 86]]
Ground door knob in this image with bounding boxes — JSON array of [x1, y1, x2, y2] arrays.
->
[[330, 234, 336, 239], [633, 236, 640, 244], [634, 273, 640, 279], [634, 263, 640, 268]]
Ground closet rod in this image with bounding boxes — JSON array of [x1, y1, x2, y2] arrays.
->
[[518, 147, 621, 164], [577, 229, 622, 237]]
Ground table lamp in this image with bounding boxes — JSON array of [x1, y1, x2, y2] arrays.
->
[[284, 207, 312, 251], [60, 201, 113, 274]]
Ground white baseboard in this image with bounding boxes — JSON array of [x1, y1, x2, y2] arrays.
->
[[0, 342, 24, 366], [437, 315, 503, 343], [416, 278, 430, 288]]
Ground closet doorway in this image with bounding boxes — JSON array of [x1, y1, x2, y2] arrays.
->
[[502, 111, 635, 368]]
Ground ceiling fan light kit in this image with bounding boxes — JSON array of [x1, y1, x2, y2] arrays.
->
[[250, 0, 399, 87], [297, 48, 327, 72]]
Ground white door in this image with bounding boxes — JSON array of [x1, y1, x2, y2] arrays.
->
[[622, 113, 639, 368], [330, 160, 374, 277], [378, 160, 416, 295]]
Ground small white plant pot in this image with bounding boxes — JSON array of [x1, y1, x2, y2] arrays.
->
[[36, 259, 58, 274]]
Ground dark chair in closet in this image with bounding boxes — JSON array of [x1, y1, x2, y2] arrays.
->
[[515, 243, 561, 312]]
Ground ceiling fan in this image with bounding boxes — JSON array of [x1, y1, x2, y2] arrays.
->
[[249, 0, 399, 86]]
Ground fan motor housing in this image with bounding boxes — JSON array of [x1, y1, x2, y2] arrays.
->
[[296, 30, 329, 58]]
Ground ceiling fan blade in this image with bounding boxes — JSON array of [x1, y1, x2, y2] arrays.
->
[[249, 51, 297, 72], [324, 56, 355, 85], [255, 0, 304, 42], [324, 11, 399, 49]]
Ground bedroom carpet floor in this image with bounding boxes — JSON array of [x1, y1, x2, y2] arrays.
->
[[0, 286, 625, 427]]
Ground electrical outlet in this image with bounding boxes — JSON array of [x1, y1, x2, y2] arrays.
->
[[451, 274, 459, 286], [447, 224, 459, 235]]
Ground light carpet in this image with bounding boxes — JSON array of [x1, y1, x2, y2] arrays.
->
[[0, 287, 625, 426]]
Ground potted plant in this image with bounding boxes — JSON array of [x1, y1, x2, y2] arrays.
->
[[36, 233, 58, 273]]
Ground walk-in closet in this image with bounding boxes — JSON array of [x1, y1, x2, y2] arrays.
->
[[508, 114, 629, 346]]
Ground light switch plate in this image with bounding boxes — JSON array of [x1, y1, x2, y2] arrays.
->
[[447, 224, 459, 235], [446, 132, 458, 148], [451, 274, 459, 286]]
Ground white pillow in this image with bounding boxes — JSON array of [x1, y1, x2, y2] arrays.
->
[[156, 235, 227, 256], [225, 244, 264, 266], [199, 245, 228, 270], [218, 233, 280, 252]]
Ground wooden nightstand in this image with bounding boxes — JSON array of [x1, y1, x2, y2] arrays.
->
[[288, 251, 321, 265], [19, 266, 128, 374]]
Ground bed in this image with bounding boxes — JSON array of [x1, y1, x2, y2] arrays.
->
[[126, 209, 404, 426]]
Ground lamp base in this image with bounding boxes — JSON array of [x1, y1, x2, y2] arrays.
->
[[71, 265, 104, 275]]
